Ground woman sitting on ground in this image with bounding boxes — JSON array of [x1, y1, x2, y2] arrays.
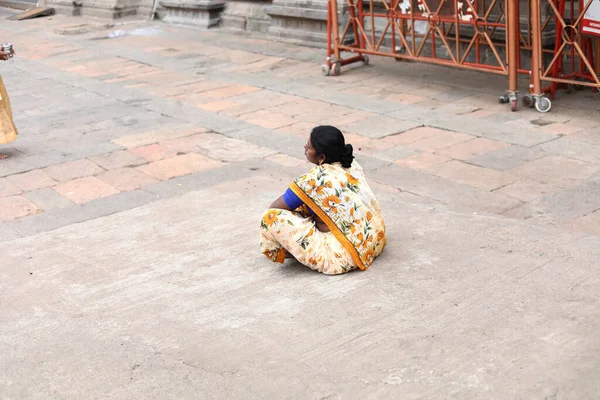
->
[[260, 125, 386, 275]]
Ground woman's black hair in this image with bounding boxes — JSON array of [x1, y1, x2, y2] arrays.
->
[[310, 125, 354, 168]]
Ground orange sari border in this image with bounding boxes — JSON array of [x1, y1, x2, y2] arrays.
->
[[290, 182, 367, 271]]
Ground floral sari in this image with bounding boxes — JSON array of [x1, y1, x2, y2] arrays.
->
[[0, 76, 18, 145], [260, 161, 386, 275]]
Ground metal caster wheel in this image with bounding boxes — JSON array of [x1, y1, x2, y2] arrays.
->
[[498, 95, 509, 104], [522, 94, 535, 108], [510, 97, 518, 112], [535, 96, 552, 113], [321, 64, 330, 76], [330, 61, 341, 76], [362, 55, 369, 65]]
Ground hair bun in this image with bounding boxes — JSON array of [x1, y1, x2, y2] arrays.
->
[[340, 143, 354, 168]]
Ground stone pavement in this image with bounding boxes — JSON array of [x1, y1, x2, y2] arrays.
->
[[0, 7, 599, 399], [0, 11, 599, 237]]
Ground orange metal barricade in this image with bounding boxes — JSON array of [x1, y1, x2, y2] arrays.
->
[[322, 0, 523, 110], [529, 0, 599, 112]]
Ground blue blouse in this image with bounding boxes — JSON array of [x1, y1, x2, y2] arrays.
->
[[283, 188, 303, 209], [283, 188, 316, 215]]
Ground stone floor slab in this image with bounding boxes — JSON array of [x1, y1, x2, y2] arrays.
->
[[136, 153, 225, 181], [98, 167, 159, 192], [536, 137, 600, 165], [374, 163, 522, 214], [566, 210, 600, 235], [128, 144, 178, 162], [468, 145, 547, 171], [0, 222, 20, 242], [0, 195, 41, 221], [504, 180, 600, 221], [364, 145, 418, 162], [44, 159, 105, 182], [88, 150, 147, 170], [425, 160, 516, 191], [54, 177, 120, 204], [25, 187, 74, 211], [111, 125, 207, 148], [407, 131, 475, 152], [492, 180, 568, 203], [6, 169, 56, 193], [395, 152, 451, 170], [0, 177, 22, 197], [437, 137, 509, 160], [512, 155, 600, 186], [340, 116, 422, 139], [379, 126, 454, 147]]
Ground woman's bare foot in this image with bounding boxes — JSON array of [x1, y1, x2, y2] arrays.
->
[[0, 154, 8, 160]]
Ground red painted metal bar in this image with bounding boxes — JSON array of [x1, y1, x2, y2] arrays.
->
[[322, 0, 527, 110]]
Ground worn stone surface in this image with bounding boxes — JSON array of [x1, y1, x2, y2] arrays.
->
[[0, 195, 41, 221], [54, 176, 120, 204], [136, 153, 225, 180], [5, 169, 56, 192], [468, 145, 547, 171], [425, 160, 515, 191], [44, 159, 105, 182], [504, 180, 600, 222], [0, 177, 22, 197], [395, 152, 449, 170], [437, 137, 509, 160], [1, 177, 600, 399], [341, 116, 422, 139], [1, 10, 600, 398], [0, 222, 20, 241], [25, 187, 74, 210], [374, 163, 522, 214], [88, 150, 147, 170]]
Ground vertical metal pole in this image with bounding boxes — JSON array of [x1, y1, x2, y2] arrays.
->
[[331, 0, 342, 61], [595, 39, 600, 74], [530, 0, 543, 95], [327, 0, 333, 67], [455, 0, 461, 62], [476, 0, 481, 63], [353, 0, 361, 49], [551, 0, 566, 98], [507, 0, 518, 93], [516, 0, 521, 70], [370, 0, 375, 47]]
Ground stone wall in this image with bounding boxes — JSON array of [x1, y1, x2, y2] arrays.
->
[[45, 0, 344, 47], [46, 0, 154, 18], [160, 0, 225, 28], [221, 0, 271, 32], [160, 0, 341, 45], [266, 0, 329, 44]]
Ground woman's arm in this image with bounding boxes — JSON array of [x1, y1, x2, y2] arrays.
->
[[270, 195, 294, 211], [270, 193, 329, 232]]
